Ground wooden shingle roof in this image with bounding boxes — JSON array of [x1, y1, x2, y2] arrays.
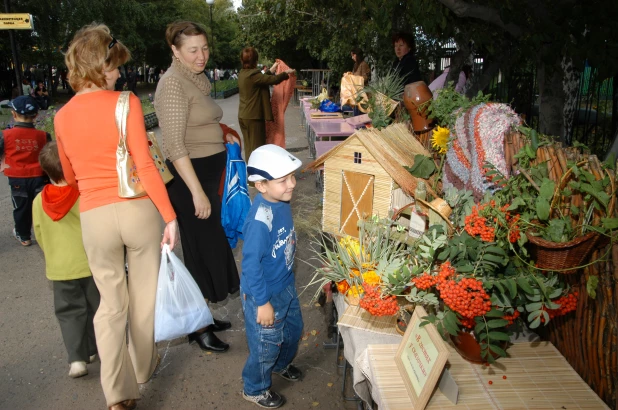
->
[[305, 123, 437, 198]]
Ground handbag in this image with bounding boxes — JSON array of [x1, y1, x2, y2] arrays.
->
[[115, 91, 173, 198]]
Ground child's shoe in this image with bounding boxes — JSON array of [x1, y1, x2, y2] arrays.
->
[[273, 364, 302, 381], [242, 390, 284, 408], [68, 361, 88, 378], [89, 354, 98, 363], [12, 228, 31, 246]]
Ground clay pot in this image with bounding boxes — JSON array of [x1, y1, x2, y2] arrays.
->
[[403, 81, 433, 132], [450, 330, 508, 364]]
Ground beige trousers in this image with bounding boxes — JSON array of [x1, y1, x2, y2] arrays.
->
[[80, 199, 162, 406]]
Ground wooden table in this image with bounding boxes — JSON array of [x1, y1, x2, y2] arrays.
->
[[359, 342, 610, 409]]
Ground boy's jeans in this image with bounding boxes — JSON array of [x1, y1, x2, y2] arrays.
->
[[241, 282, 304, 396], [9, 176, 48, 240]]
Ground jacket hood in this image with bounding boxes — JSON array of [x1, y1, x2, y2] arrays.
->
[[41, 184, 79, 221]]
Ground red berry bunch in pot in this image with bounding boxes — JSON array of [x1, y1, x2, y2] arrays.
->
[[412, 273, 437, 290], [436, 276, 492, 321], [359, 284, 399, 316], [543, 291, 578, 321], [503, 310, 520, 326]]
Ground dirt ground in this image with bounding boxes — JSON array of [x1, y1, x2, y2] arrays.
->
[[0, 89, 362, 410]]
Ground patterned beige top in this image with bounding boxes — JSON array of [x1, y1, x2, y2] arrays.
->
[[155, 59, 224, 161]]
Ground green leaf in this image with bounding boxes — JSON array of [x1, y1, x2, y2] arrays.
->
[[570, 205, 580, 215], [488, 331, 511, 341], [535, 197, 551, 221], [539, 179, 555, 200], [525, 302, 543, 311], [488, 343, 507, 357], [587, 276, 599, 299], [407, 154, 437, 179], [486, 319, 510, 329], [506, 279, 517, 298], [484, 254, 507, 264], [485, 246, 506, 256], [601, 218, 618, 230], [517, 277, 534, 294], [485, 308, 505, 318], [529, 316, 541, 328], [508, 197, 526, 211]]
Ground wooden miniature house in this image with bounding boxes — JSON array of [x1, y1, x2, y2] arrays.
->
[[306, 123, 435, 237]]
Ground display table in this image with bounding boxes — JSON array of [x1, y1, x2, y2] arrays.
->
[[357, 341, 609, 410], [334, 294, 401, 404]]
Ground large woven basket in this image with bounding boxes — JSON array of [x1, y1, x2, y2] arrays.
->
[[526, 230, 600, 274]]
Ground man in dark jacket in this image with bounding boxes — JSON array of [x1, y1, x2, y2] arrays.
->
[[391, 32, 421, 86], [238, 47, 294, 160], [127, 67, 137, 95]]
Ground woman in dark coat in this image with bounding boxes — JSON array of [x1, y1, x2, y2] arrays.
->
[[237, 47, 294, 160], [391, 32, 421, 86]]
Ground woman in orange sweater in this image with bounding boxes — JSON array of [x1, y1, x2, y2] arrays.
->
[[54, 24, 178, 410]]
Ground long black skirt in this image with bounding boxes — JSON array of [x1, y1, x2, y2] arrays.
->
[[166, 151, 240, 303]]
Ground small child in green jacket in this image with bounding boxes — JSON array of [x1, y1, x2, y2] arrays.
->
[[32, 141, 100, 378]]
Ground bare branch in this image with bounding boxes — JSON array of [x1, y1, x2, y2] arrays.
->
[[436, 0, 523, 37]]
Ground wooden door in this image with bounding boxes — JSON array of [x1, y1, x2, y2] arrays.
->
[[340, 171, 375, 236]]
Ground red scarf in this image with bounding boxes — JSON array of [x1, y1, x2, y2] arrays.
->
[[41, 185, 80, 221]]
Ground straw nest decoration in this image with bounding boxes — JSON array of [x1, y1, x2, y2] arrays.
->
[[505, 131, 618, 409]]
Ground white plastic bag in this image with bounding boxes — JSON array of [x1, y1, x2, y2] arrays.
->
[[154, 244, 214, 342]]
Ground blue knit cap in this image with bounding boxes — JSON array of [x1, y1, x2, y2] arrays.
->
[[9, 95, 40, 116]]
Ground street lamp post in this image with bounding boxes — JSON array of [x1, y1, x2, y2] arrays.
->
[[206, 0, 216, 98]]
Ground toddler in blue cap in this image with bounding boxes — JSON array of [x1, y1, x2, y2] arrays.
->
[[0, 95, 51, 245]]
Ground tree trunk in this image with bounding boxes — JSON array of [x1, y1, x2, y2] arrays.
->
[[561, 57, 580, 145], [537, 61, 566, 141]]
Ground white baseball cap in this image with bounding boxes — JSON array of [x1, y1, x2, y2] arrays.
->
[[247, 144, 302, 182]]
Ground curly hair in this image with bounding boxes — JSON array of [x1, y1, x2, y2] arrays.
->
[[65, 23, 130, 92]]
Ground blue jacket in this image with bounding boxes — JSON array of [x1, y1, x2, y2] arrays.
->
[[221, 142, 252, 248]]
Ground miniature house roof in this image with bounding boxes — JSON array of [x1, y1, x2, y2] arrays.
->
[[305, 123, 437, 198]]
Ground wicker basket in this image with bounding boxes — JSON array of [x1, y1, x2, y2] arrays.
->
[[526, 230, 600, 274]]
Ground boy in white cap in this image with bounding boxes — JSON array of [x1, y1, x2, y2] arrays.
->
[[241, 144, 304, 408]]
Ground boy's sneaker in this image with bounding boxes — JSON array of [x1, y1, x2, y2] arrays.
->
[[68, 361, 88, 378], [89, 354, 98, 363], [273, 364, 302, 382], [12, 228, 31, 246], [242, 390, 284, 408]]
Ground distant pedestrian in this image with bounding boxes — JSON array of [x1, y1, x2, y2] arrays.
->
[[241, 145, 304, 409], [0, 95, 51, 246], [33, 142, 100, 379], [148, 66, 155, 83], [33, 81, 50, 109], [127, 67, 137, 95]]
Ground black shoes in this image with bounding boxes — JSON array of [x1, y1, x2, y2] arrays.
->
[[242, 390, 284, 409], [273, 364, 302, 382], [209, 318, 232, 332], [188, 330, 229, 353]]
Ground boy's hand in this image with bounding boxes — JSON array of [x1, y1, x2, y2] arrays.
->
[[256, 302, 275, 326]]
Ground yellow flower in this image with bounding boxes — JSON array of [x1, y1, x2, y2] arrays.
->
[[431, 126, 450, 154], [339, 235, 369, 260], [362, 271, 381, 285], [347, 285, 365, 298]]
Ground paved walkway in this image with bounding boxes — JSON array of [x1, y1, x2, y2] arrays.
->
[[0, 93, 360, 410]]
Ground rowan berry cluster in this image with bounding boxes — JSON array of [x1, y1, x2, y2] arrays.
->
[[412, 273, 437, 290], [503, 310, 521, 325], [436, 276, 492, 319], [545, 292, 578, 320], [464, 204, 496, 242], [359, 284, 399, 316]]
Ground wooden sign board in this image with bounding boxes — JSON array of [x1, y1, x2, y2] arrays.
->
[[395, 306, 449, 410], [0, 14, 34, 30]]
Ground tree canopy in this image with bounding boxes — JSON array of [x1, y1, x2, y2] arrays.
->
[[0, 0, 243, 71]]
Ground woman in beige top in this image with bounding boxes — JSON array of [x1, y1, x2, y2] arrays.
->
[[155, 20, 239, 354]]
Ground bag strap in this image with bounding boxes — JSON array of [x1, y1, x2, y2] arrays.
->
[[115, 91, 131, 147]]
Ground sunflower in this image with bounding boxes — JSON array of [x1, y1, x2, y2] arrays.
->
[[431, 126, 450, 154]]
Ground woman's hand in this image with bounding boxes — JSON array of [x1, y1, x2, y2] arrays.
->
[[284, 69, 295, 75], [270, 61, 279, 72], [162, 219, 179, 250], [193, 191, 211, 219], [225, 133, 240, 145]]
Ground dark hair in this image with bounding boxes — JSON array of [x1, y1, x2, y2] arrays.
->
[[391, 32, 416, 53], [351, 47, 366, 74], [240, 47, 259, 69], [39, 141, 65, 183], [165, 21, 209, 49]]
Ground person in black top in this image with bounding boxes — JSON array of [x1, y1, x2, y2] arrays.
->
[[33, 81, 50, 110], [391, 32, 421, 86], [127, 67, 137, 95]]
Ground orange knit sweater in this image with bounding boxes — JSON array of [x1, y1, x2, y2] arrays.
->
[[54, 91, 176, 223]]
